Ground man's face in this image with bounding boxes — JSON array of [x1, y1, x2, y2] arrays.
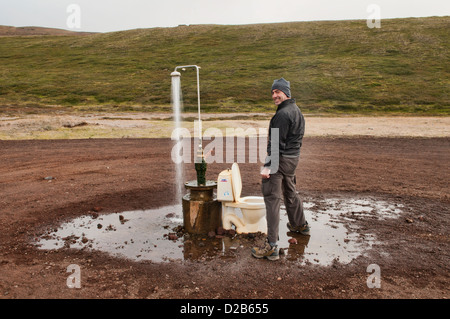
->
[[272, 89, 288, 106]]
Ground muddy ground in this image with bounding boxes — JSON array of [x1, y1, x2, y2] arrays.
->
[[0, 135, 449, 301]]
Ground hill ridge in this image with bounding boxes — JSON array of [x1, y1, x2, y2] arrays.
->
[[0, 17, 448, 115]]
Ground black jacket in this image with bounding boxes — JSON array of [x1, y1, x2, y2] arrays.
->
[[264, 98, 305, 167]]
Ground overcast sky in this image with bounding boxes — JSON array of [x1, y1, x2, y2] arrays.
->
[[1, 0, 449, 32]]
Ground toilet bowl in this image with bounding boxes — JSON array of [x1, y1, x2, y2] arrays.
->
[[217, 163, 267, 234]]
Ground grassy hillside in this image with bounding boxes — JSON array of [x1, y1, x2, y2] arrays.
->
[[0, 17, 448, 114]]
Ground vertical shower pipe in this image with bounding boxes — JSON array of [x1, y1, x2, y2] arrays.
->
[[173, 65, 206, 185], [174, 65, 202, 144]]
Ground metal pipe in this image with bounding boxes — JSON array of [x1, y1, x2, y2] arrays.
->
[[173, 65, 202, 142]]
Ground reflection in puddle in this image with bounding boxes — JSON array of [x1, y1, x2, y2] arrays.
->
[[34, 197, 404, 266], [36, 206, 186, 263]]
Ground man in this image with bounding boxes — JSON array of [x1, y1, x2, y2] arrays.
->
[[251, 78, 310, 261]]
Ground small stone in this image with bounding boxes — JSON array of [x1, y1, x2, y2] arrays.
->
[[119, 215, 128, 224], [208, 231, 216, 238], [227, 229, 236, 236], [216, 227, 225, 236], [168, 233, 178, 241]]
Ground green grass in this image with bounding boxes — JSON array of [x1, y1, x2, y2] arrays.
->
[[0, 17, 449, 115]]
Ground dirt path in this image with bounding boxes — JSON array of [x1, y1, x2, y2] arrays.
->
[[0, 136, 448, 300], [1, 114, 449, 139]]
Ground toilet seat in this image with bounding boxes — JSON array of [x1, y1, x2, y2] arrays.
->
[[219, 163, 267, 234], [229, 163, 265, 208], [224, 196, 265, 209], [231, 162, 243, 202]]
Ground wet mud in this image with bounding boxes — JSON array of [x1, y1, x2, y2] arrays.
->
[[0, 137, 448, 299], [34, 197, 405, 266]]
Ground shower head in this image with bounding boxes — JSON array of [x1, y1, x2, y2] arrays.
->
[[174, 65, 200, 72], [171, 65, 202, 143]]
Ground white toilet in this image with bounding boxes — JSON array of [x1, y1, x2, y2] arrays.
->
[[217, 163, 267, 234]]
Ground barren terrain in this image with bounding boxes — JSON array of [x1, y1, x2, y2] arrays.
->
[[0, 115, 448, 302]]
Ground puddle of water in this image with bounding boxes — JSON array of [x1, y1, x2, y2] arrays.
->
[[279, 206, 375, 265], [283, 197, 403, 265], [36, 205, 185, 263], [34, 197, 404, 266], [321, 198, 404, 221]]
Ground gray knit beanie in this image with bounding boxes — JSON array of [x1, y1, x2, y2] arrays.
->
[[271, 78, 291, 98]]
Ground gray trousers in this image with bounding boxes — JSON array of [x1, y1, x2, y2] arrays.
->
[[261, 155, 306, 244]]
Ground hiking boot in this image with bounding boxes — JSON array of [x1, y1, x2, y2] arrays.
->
[[251, 239, 279, 261], [287, 221, 311, 236]]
